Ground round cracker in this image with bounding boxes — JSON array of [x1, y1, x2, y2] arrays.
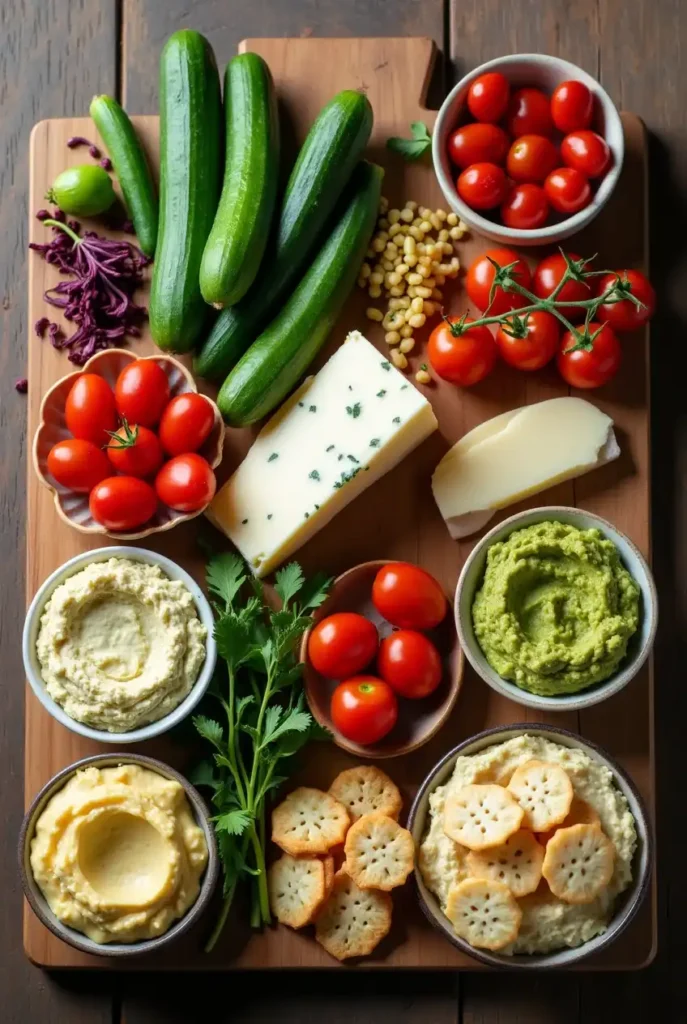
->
[[329, 765, 403, 822], [343, 812, 414, 891], [507, 760, 573, 833], [315, 871, 392, 960], [443, 784, 524, 851], [268, 854, 326, 929], [539, 796, 600, 846], [446, 878, 522, 951], [271, 787, 349, 856], [466, 828, 544, 898], [542, 823, 615, 904]]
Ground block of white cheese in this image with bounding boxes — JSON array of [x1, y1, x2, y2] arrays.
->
[[208, 331, 438, 576], [432, 397, 620, 539]]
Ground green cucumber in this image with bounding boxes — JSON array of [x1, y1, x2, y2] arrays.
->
[[194, 89, 373, 380], [217, 161, 383, 426], [149, 30, 222, 352], [200, 53, 279, 308], [90, 94, 159, 257]]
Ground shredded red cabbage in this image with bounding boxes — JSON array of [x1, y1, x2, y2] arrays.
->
[[30, 210, 150, 365]]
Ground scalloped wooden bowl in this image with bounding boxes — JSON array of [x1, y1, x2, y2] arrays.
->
[[32, 348, 225, 541], [300, 560, 464, 759]]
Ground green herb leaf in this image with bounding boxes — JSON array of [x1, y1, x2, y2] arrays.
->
[[193, 716, 224, 750], [214, 616, 253, 670], [274, 563, 304, 607], [206, 553, 246, 610], [215, 809, 251, 836], [346, 402, 362, 418], [268, 452, 279, 462], [309, 470, 321, 481], [386, 120, 432, 161], [188, 760, 219, 790]]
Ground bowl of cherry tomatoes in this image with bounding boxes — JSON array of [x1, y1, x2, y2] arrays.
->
[[433, 54, 624, 245], [33, 348, 224, 539], [300, 560, 464, 758]]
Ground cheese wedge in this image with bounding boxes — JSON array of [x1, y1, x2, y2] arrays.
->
[[208, 331, 438, 576], [431, 397, 620, 539]]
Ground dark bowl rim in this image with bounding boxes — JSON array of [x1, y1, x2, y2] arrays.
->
[[19, 752, 220, 959], [406, 722, 654, 969]]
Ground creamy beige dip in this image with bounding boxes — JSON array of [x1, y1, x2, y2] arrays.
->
[[30, 764, 208, 944], [419, 734, 637, 955], [36, 557, 207, 732]]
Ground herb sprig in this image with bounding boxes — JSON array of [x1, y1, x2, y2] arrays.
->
[[386, 121, 432, 161], [192, 553, 331, 950]]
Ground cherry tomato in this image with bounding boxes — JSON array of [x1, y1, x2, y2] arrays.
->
[[506, 87, 554, 138], [557, 322, 621, 389], [506, 134, 559, 183], [428, 317, 497, 387], [372, 562, 447, 630], [560, 130, 611, 179], [595, 269, 656, 332], [496, 310, 560, 371], [551, 80, 594, 134], [114, 360, 170, 427], [308, 613, 378, 679], [378, 630, 442, 699], [330, 676, 398, 746], [544, 167, 592, 215], [467, 72, 510, 123], [158, 393, 215, 456], [64, 374, 117, 445], [155, 453, 216, 512], [46, 439, 111, 493], [89, 476, 158, 531], [447, 122, 509, 169], [105, 423, 164, 478], [457, 162, 508, 211], [533, 252, 592, 321], [466, 247, 532, 314], [501, 183, 549, 230]]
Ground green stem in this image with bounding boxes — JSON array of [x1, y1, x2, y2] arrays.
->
[[249, 823, 271, 926], [42, 218, 81, 246], [205, 879, 238, 953]]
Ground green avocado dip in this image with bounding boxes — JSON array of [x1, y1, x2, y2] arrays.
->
[[472, 521, 641, 697]]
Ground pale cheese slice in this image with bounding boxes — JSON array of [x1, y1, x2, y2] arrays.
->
[[208, 331, 438, 576], [432, 397, 620, 539]]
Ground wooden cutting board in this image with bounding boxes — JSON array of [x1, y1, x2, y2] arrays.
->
[[25, 36, 654, 970]]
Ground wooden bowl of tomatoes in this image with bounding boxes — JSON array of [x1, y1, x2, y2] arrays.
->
[[300, 560, 464, 759], [432, 53, 624, 246], [33, 348, 224, 539]]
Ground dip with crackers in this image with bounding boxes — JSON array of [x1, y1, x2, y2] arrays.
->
[[419, 734, 637, 955]]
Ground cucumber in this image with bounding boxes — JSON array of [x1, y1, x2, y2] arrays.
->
[[217, 161, 383, 426], [90, 95, 159, 257], [194, 89, 373, 380], [199, 53, 279, 308], [149, 30, 222, 352]]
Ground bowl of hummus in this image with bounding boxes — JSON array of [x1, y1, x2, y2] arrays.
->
[[23, 547, 217, 742], [408, 725, 652, 968], [455, 507, 657, 711], [19, 753, 219, 956]]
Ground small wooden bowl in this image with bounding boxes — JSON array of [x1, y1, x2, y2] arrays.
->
[[33, 348, 225, 541], [300, 560, 464, 759]]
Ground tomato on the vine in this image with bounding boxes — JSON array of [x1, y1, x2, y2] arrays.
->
[[501, 183, 549, 229], [595, 270, 656, 332], [428, 317, 497, 387], [158, 393, 215, 456], [466, 247, 532, 314], [544, 167, 592, 214], [447, 122, 509, 169], [65, 374, 117, 445], [457, 162, 508, 210], [155, 453, 216, 512], [114, 360, 170, 427], [506, 87, 554, 137], [561, 130, 611, 178], [467, 72, 510, 123], [496, 311, 560, 371], [551, 80, 594, 134], [372, 563, 447, 630], [533, 252, 592, 321], [330, 676, 398, 746], [378, 630, 442, 699], [89, 476, 158, 531], [557, 322, 621, 389], [308, 613, 378, 680], [506, 134, 559, 183], [47, 439, 111, 493], [105, 422, 164, 478]]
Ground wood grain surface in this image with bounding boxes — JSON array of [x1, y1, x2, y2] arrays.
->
[[2, 0, 685, 1021]]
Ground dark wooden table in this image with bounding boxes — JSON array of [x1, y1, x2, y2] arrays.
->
[[1, 1, 684, 1020]]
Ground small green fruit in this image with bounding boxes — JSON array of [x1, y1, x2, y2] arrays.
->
[[46, 164, 116, 217]]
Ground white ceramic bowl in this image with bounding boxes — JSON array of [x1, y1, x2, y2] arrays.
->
[[19, 752, 219, 958], [407, 723, 653, 969], [432, 54, 624, 246], [23, 546, 217, 743], [454, 506, 657, 712]]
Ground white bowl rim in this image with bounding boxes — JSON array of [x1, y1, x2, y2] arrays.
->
[[22, 546, 217, 743], [406, 721, 653, 969], [432, 52, 625, 244], [454, 505, 657, 712]]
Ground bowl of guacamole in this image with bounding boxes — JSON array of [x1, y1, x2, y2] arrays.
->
[[455, 507, 657, 711]]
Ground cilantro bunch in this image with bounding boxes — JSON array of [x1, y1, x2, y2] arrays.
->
[[192, 553, 331, 950]]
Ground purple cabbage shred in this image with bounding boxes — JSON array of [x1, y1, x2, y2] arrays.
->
[[100, 157, 113, 171], [89, 145, 101, 159], [67, 135, 94, 149], [15, 378, 28, 394]]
